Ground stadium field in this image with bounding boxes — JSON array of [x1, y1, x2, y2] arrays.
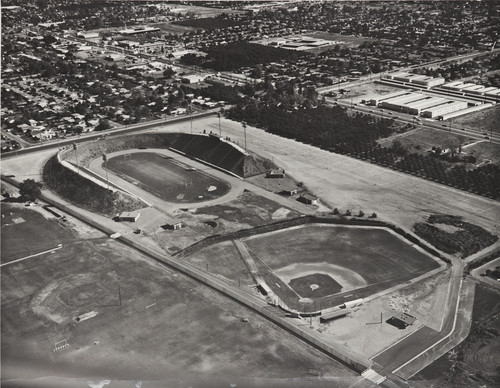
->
[[105, 152, 231, 203], [244, 224, 441, 307]]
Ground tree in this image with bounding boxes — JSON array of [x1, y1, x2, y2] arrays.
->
[[95, 118, 111, 131], [163, 67, 176, 79], [19, 179, 42, 202]]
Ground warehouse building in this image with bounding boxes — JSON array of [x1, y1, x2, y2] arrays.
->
[[404, 96, 448, 115], [379, 93, 428, 111], [422, 101, 468, 118], [383, 73, 445, 88]]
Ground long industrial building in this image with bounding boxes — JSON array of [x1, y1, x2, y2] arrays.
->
[[382, 72, 446, 88], [421, 101, 468, 118]]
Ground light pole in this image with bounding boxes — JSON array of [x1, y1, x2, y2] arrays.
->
[[242, 121, 247, 151], [217, 111, 222, 137], [103, 153, 109, 190], [189, 103, 193, 134], [73, 142, 80, 174]]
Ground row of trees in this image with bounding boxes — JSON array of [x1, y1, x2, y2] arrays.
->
[[180, 42, 303, 72]]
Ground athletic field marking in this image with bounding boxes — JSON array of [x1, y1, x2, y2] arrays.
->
[[1, 245, 63, 268]]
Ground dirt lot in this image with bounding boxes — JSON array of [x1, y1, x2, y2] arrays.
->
[[452, 104, 500, 134], [1, 210, 356, 386], [339, 81, 405, 101], [412, 284, 500, 388], [170, 116, 499, 235]]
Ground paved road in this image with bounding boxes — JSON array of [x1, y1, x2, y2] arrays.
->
[[0, 110, 218, 159]]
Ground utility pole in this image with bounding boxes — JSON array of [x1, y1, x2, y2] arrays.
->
[[242, 121, 247, 151]]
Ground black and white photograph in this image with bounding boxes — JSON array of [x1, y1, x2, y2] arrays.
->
[[1, 1, 499, 387]]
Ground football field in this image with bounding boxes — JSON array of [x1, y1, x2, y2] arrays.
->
[[105, 152, 231, 203]]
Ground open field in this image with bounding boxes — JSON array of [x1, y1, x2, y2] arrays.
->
[[1, 203, 76, 263], [1, 210, 356, 386], [451, 104, 500, 134], [412, 283, 500, 387], [242, 224, 440, 306], [106, 152, 231, 203]]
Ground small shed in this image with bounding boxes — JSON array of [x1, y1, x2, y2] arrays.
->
[[266, 169, 285, 178], [386, 312, 416, 329], [297, 194, 318, 205], [162, 222, 183, 230], [118, 211, 141, 222]]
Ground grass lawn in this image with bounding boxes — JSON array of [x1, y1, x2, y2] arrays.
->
[[106, 152, 230, 203], [244, 225, 439, 285], [1, 204, 76, 263]]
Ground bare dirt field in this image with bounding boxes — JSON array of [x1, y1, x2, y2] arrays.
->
[[339, 81, 405, 101], [1, 210, 356, 387], [451, 104, 500, 134], [173, 116, 499, 235]]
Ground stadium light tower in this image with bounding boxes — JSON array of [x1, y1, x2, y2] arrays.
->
[[242, 121, 247, 151]]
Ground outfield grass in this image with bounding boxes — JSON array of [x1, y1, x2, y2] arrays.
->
[[243, 224, 440, 309], [106, 152, 231, 203], [1, 204, 76, 263]]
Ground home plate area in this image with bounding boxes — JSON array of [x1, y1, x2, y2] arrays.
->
[[274, 262, 368, 300], [289, 273, 343, 298]]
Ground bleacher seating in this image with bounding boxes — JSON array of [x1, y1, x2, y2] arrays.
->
[[170, 134, 246, 177]]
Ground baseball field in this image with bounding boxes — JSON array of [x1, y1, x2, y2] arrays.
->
[[105, 152, 231, 203], [1, 206, 356, 386], [1, 204, 76, 264], [243, 224, 441, 307]]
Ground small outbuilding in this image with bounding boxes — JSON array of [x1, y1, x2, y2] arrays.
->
[[386, 312, 416, 329], [162, 222, 183, 230], [118, 211, 141, 222], [297, 194, 318, 205], [266, 169, 286, 178]]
